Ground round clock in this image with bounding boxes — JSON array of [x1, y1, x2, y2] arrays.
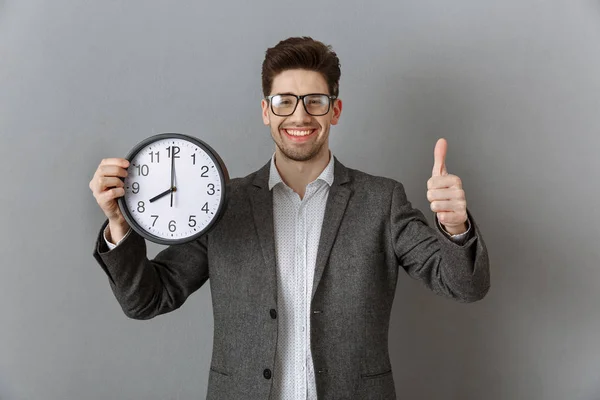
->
[[117, 133, 229, 245]]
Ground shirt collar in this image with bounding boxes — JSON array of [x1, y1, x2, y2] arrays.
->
[[268, 152, 335, 191]]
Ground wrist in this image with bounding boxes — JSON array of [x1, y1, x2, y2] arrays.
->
[[441, 222, 468, 236], [107, 216, 130, 243]]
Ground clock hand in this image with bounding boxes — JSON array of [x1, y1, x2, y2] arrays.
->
[[170, 147, 176, 207], [170, 184, 177, 207], [149, 187, 173, 203], [170, 147, 175, 188]]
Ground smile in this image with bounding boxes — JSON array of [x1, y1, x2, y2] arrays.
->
[[283, 128, 316, 137]]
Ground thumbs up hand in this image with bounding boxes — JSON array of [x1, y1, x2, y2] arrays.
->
[[427, 138, 468, 235]]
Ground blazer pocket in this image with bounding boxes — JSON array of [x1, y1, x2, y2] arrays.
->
[[360, 369, 392, 388], [207, 366, 234, 400], [361, 369, 392, 379], [209, 366, 231, 377]]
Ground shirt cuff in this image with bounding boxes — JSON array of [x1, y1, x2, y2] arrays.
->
[[437, 216, 472, 244], [103, 225, 132, 250]]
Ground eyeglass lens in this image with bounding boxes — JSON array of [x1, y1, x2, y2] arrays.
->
[[271, 94, 331, 116]]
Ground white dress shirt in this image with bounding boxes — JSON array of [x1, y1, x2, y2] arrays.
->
[[268, 153, 335, 400], [103, 153, 471, 400]]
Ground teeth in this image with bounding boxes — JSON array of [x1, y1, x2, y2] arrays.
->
[[286, 129, 313, 136]]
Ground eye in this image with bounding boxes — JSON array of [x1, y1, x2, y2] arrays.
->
[[307, 96, 327, 105], [272, 95, 295, 107]]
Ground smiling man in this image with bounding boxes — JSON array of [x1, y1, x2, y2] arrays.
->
[[91, 37, 490, 400]]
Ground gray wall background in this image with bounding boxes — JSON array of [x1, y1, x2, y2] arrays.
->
[[1, 1, 599, 399]]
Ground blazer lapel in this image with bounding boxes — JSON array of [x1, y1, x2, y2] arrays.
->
[[312, 158, 352, 300], [248, 161, 278, 304]]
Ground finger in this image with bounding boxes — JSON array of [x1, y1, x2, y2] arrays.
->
[[98, 176, 125, 192], [100, 158, 130, 168], [98, 165, 128, 179], [427, 188, 465, 202], [430, 199, 467, 213], [427, 175, 462, 190], [97, 187, 126, 204], [432, 138, 448, 177]]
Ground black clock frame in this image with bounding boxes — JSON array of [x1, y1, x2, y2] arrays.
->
[[117, 133, 229, 245]]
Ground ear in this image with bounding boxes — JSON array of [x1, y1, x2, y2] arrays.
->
[[330, 99, 343, 125], [261, 99, 270, 125]]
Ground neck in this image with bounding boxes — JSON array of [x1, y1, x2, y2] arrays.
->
[[274, 147, 330, 199]]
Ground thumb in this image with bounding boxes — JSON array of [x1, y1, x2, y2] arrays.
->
[[432, 138, 448, 177]]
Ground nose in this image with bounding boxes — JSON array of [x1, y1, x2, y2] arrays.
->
[[289, 99, 312, 123]]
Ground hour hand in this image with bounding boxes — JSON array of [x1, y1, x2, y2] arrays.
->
[[149, 187, 173, 203]]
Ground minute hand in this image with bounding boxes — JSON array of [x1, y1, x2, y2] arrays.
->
[[170, 148, 175, 188], [170, 149, 176, 207]]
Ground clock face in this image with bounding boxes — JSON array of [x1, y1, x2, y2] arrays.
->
[[118, 134, 228, 244]]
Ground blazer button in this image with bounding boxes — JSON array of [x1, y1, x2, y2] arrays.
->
[[263, 369, 272, 380], [270, 309, 277, 319]]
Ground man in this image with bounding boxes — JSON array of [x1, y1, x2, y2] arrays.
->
[[90, 37, 490, 400]]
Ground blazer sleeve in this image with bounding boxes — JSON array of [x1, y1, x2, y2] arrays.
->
[[390, 182, 490, 302], [92, 220, 209, 319]]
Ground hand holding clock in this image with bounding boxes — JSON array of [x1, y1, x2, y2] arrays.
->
[[89, 158, 131, 243], [90, 134, 228, 245], [426, 138, 468, 235]]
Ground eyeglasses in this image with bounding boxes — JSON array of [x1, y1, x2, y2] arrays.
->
[[265, 93, 337, 117]]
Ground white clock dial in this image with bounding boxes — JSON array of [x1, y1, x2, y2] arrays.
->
[[119, 134, 227, 244]]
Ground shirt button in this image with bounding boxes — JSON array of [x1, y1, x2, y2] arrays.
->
[[269, 309, 277, 319], [263, 369, 272, 380]]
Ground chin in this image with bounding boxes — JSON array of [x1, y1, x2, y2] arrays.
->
[[280, 145, 325, 162]]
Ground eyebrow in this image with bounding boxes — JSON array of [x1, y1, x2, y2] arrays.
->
[[273, 92, 327, 96]]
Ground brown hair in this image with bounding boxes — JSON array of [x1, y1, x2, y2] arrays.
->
[[261, 37, 341, 98]]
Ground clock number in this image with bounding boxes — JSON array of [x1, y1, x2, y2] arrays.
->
[[188, 215, 197, 227], [137, 201, 145, 213], [200, 166, 209, 177], [132, 182, 140, 194], [149, 151, 160, 163], [202, 202, 209, 213], [167, 146, 181, 159], [207, 183, 215, 195], [151, 215, 158, 227], [136, 164, 149, 176], [191, 154, 196, 165], [169, 220, 177, 232]]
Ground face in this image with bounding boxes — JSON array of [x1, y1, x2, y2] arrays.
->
[[261, 69, 342, 162]]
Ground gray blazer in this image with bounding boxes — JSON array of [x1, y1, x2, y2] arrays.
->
[[93, 157, 490, 400]]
